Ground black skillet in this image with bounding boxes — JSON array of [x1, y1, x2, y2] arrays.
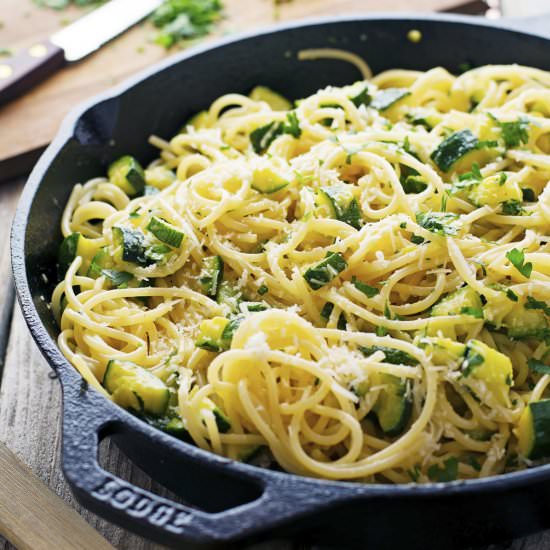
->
[[10, 12, 550, 550]]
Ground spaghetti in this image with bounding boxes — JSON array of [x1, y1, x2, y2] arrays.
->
[[53, 60, 550, 483]]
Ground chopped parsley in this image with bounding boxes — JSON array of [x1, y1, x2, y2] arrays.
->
[[506, 289, 519, 302], [505, 248, 533, 278], [416, 212, 459, 236], [525, 296, 550, 316], [151, 0, 224, 49], [492, 115, 530, 148], [427, 457, 458, 482], [501, 200, 523, 216]]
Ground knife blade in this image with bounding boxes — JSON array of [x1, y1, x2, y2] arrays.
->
[[0, 0, 163, 106], [51, 0, 164, 61]]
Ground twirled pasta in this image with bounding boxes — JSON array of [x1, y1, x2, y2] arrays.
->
[[53, 60, 550, 483]]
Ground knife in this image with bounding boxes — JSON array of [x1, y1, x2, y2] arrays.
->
[[0, 0, 163, 107]]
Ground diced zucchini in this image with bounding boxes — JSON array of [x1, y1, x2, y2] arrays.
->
[[195, 317, 230, 352], [504, 307, 548, 340], [103, 359, 169, 416], [242, 301, 268, 312], [238, 445, 262, 462], [373, 373, 412, 436], [108, 155, 146, 197], [213, 407, 231, 433], [431, 129, 479, 172], [460, 339, 513, 406], [359, 345, 418, 366], [217, 281, 242, 313], [371, 88, 410, 111], [199, 397, 232, 433], [303, 252, 347, 291], [251, 165, 288, 194], [431, 286, 483, 318], [405, 108, 443, 130], [316, 185, 362, 229], [518, 400, 550, 460], [420, 337, 466, 364], [145, 166, 176, 189], [342, 82, 371, 107], [468, 174, 522, 208], [58, 232, 102, 278], [249, 86, 292, 111], [147, 216, 185, 248], [142, 414, 189, 441], [220, 316, 243, 349], [87, 247, 111, 278], [199, 256, 224, 298], [113, 226, 148, 266]]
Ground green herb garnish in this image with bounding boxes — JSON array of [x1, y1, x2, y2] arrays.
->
[[505, 248, 533, 278]]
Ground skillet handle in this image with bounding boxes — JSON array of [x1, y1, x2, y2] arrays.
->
[[60, 374, 345, 546]]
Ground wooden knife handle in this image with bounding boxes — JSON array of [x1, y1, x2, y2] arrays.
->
[[0, 39, 65, 107]]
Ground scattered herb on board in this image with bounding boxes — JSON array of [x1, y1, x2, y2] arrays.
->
[[32, 0, 224, 50], [151, 0, 224, 48], [32, 0, 105, 8]]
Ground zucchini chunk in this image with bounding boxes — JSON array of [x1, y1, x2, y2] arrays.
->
[[303, 252, 347, 290], [146, 216, 185, 248], [217, 281, 242, 313], [199, 256, 224, 298], [316, 185, 362, 229], [342, 82, 371, 107], [431, 286, 483, 318], [420, 337, 466, 364], [504, 307, 548, 340], [112, 226, 148, 266], [144, 166, 176, 190], [460, 339, 513, 406], [431, 129, 479, 172], [371, 88, 410, 111], [251, 164, 289, 194], [373, 373, 412, 436], [468, 174, 522, 209], [58, 232, 102, 278], [195, 317, 230, 352], [108, 155, 146, 196], [200, 397, 232, 433], [103, 360, 169, 416], [87, 247, 112, 278], [359, 345, 418, 366], [249, 86, 292, 111], [518, 400, 550, 460]]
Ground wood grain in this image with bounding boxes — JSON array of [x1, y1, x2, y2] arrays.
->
[[0, 0, 460, 175], [0, 442, 114, 550]]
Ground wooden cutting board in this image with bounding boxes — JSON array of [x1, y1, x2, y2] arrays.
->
[[0, 0, 459, 180]]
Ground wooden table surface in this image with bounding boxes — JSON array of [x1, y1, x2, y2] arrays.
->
[[1, 0, 550, 549]]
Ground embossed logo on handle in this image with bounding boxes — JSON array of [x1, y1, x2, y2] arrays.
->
[[92, 478, 192, 534]]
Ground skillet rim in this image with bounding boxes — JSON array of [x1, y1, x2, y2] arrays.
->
[[11, 11, 550, 500]]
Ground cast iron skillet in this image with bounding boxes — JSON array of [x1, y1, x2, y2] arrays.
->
[[10, 12, 550, 549]]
